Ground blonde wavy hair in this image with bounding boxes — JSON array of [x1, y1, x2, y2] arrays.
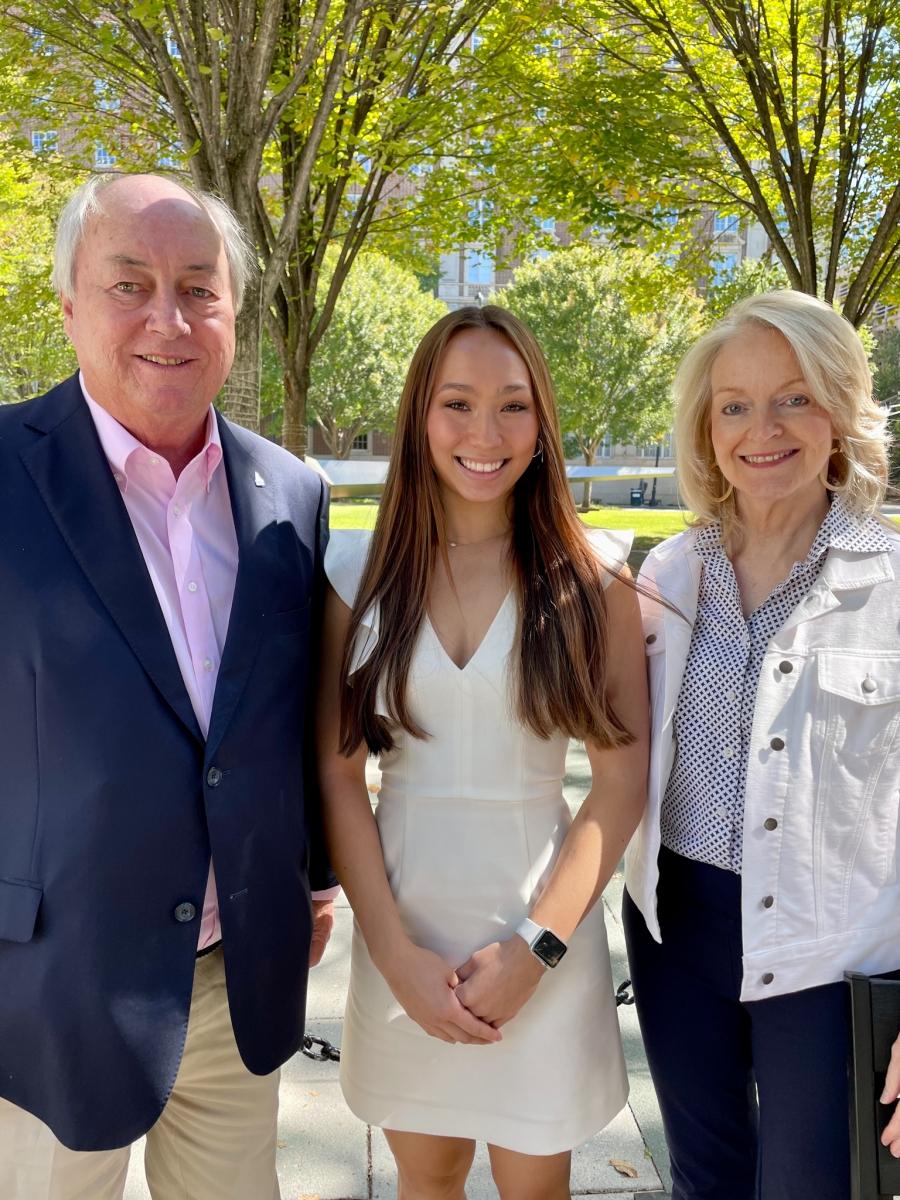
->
[[674, 290, 890, 524]]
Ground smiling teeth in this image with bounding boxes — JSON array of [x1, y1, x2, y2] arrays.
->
[[744, 450, 794, 463], [142, 354, 187, 365], [459, 458, 504, 473]]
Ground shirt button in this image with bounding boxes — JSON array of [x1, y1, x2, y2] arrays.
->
[[770, 737, 785, 751], [150, 456, 161, 467], [778, 661, 793, 674], [716, 804, 728, 819], [203, 657, 214, 672], [723, 746, 735, 760], [172, 504, 182, 517], [206, 766, 222, 787], [174, 902, 196, 923], [762, 895, 775, 908], [187, 581, 199, 593], [762, 972, 775, 985], [727, 690, 737, 702], [764, 817, 778, 831]]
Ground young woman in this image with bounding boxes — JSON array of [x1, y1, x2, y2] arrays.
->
[[317, 305, 648, 1200]]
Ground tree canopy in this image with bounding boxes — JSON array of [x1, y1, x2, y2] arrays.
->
[[306, 249, 445, 457], [496, 0, 900, 325], [3, 0, 508, 450], [497, 244, 703, 507]]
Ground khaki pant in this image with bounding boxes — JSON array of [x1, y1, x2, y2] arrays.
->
[[0, 948, 281, 1200]]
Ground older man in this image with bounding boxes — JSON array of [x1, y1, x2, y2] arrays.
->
[[0, 173, 336, 1199]]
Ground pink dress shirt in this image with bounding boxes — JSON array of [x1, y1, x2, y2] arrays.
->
[[82, 378, 336, 950]]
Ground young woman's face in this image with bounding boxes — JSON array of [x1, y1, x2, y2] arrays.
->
[[426, 327, 540, 509]]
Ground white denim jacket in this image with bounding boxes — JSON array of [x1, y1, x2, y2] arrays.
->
[[625, 519, 900, 1001]]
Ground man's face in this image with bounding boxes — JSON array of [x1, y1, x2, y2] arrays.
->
[[62, 175, 236, 448]]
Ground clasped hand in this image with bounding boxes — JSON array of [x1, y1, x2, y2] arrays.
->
[[385, 936, 545, 1044], [454, 936, 545, 1029]]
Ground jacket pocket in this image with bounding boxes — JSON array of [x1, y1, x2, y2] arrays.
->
[[0, 878, 42, 943], [816, 653, 900, 891]]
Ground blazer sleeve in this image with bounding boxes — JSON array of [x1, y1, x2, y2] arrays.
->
[[305, 474, 339, 894]]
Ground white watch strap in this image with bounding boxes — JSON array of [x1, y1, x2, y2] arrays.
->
[[515, 917, 544, 949]]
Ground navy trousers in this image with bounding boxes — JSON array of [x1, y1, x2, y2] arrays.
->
[[623, 847, 854, 1200]]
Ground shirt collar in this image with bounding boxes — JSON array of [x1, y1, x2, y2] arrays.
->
[[694, 493, 892, 563], [80, 372, 223, 494]]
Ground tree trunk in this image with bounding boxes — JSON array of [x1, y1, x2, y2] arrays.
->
[[282, 354, 310, 459], [580, 449, 594, 512], [219, 277, 262, 432]]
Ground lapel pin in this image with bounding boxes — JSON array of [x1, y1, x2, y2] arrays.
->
[[254, 471, 266, 488]]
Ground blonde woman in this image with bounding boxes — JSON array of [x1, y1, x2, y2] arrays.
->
[[318, 306, 648, 1199], [624, 290, 900, 1199]]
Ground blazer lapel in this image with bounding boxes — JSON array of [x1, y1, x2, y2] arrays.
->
[[205, 416, 281, 762], [20, 379, 203, 743]]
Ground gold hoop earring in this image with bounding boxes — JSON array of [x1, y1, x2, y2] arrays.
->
[[531, 439, 544, 464], [821, 438, 844, 491]]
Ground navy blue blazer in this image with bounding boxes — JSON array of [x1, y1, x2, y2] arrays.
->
[[0, 375, 335, 1150]]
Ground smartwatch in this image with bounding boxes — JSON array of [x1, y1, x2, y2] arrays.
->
[[515, 917, 568, 969]]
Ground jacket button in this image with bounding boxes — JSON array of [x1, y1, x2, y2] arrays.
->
[[778, 660, 793, 674], [645, 633, 657, 645], [861, 675, 877, 694], [764, 817, 778, 831], [762, 972, 775, 985], [762, 895, 775, 908], [174, 902, 196, 923], [206, 766, 223, 787], [770, 737, 785, 751]]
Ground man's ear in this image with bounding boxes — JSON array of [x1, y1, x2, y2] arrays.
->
[[60, 293, 74, 335]]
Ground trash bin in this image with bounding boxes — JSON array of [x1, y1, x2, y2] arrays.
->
[[629, 487, 644, 507]]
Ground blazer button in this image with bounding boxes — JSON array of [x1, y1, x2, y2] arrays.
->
[[764, 817, 778, 831], [778, 660, 793, 674], [770, 737, 785, 751], [645, 633, 657, 645], [762, 895, 775, 908], [174, 902, 197, 923], [206, 766, 223, 787], [762, 972, 775, 985]]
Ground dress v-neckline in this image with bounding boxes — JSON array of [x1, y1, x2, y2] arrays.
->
[[425, 589, 513, 673]]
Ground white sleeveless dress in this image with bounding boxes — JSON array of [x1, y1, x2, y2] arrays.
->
[[325, 527, 630, 1154]]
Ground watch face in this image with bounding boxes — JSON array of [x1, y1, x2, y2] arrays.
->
[[533, 929, 567, 968]]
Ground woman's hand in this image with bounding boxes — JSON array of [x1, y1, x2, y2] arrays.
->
[[383, 942, 503, 1046], [880, 1030, 900, 1155], [453, 936, 546, 1028]]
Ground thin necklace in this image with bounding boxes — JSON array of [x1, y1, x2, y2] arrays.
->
[[447, 531, 510, 549]]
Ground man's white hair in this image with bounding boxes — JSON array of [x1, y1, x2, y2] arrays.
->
[[52, 173, 257, 313]]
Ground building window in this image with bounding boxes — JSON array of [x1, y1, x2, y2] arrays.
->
[[712, 252, 739, 284], [713, 212, 739, 235], [31, 130, 57, 152], [93, 79, 120, 112], [351, 432, 371, 453], [165, 33, 181, 57], [465, 247, 494, 286], [94, 144, 116, 168]]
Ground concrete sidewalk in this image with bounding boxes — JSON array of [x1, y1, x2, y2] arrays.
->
[[126, 744, 672, 1198]]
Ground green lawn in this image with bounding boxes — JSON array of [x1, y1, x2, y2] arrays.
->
[[329, 500, 693, 567]]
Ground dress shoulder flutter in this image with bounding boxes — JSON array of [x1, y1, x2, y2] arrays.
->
[[324, 527, 631, 1154]]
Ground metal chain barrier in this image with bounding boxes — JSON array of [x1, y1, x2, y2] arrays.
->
[[300, 980, 635, 1062]]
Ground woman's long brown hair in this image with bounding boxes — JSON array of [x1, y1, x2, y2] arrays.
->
[[339, 305, 634, 756]]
